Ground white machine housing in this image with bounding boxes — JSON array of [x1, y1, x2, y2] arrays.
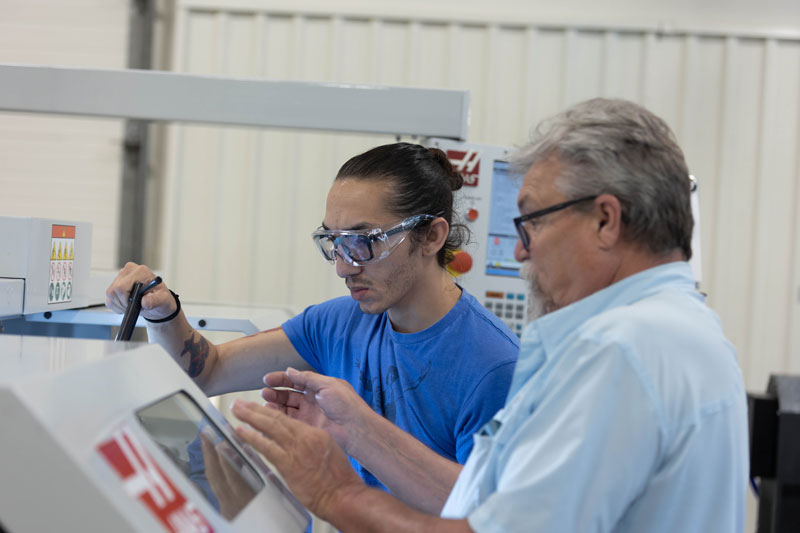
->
[[0, 216, 92, 317], [428, 138, 703, 337], [0, 335, 310, 532]]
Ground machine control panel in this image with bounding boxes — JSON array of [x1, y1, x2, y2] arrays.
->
[[428, 139, 529, 336]]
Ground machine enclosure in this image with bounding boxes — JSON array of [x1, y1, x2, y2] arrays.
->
[[0, 335, 309, 532]]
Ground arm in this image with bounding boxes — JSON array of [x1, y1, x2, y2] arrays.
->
[[262, 369, 462, 514], [232, 400, 472, 533], [106, 262, 310, 396]]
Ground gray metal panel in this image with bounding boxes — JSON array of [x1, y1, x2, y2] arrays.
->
[[0, 64, 470, 140]]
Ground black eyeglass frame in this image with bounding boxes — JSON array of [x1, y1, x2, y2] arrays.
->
[[513, 195, 599, 250]]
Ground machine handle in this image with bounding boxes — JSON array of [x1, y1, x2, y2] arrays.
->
[[115, 277, 162, 341]]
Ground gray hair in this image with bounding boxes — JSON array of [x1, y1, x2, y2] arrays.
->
[[510, 98, 693, 259]]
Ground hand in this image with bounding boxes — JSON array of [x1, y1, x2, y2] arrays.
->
[[105, 262, 176, 321], [200, 432, 255, 520], [231, 400, 366, 519], [262, 368, 374, 454]]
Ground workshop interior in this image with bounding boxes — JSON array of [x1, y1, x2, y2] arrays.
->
[[1, 1, 799, 532]]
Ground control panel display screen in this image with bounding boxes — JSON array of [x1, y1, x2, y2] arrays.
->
[[137, 392, 264, 521], [485, 160, 523, 277]]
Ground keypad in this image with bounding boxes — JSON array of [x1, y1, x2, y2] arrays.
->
[[484, 290, 527, 337]]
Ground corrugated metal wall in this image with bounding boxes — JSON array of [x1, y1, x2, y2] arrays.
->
[[163, 2, 800, 391], [0, 0, 129, 271]]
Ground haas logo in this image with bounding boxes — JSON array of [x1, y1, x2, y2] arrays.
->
[[447, 149, 480, 187]]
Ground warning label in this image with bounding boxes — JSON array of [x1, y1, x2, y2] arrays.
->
[[49, 225, 75, 304], [97, 426, 215, 533]]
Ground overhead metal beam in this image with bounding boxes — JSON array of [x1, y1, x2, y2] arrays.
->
[[0, 64, 470, 140]]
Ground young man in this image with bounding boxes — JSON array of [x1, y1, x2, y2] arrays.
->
[[107, 142, 519, 495], [230, 99, 748, 532]]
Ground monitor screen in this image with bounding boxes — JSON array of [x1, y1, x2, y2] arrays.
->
[[485, 160, 523, 277], [137, 392, 264, 521]]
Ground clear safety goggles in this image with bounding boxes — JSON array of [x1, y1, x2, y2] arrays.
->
[[311, 214, 437, 266]]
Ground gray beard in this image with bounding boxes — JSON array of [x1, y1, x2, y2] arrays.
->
[[520, 262, 554, 322]]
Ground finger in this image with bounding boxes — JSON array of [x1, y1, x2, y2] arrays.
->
[[105, 263, 151, 313], [260, 388, 290, 414], [231, 400, 297, 446], [140, 286, 173, 312], [235, 425, 288, 470], [284, 367, 334, 394], [263, 371, 294, 388], [262, 387, 305, 410]]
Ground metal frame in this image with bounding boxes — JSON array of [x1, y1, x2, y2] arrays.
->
[[0, 64, 470, 140]]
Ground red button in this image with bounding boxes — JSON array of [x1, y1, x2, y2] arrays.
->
[[448, 250, 473, 276], [467, 208, 479, 221]]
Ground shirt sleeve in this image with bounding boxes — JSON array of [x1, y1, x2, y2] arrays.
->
[[467, 339, 663, 532], [281, 304, 326, 373], [454, 360, 517, 463]]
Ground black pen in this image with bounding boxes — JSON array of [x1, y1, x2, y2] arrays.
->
[[139, 276, 162, 297]]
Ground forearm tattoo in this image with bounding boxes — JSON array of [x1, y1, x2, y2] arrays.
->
[[179, 333, 210, 377]]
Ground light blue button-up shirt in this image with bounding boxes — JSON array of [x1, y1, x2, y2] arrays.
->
[[441, 262, 748, 532]]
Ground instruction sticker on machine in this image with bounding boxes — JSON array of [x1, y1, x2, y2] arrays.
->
[[49, 224, 75, 304], [97, 426, 214, 533]]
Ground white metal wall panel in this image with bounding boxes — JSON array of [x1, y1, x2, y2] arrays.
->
[[165, 3, 800, 393], [0, 0, 129, 271]]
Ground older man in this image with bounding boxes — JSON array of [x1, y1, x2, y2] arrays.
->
[[232, 98, 748, 532]]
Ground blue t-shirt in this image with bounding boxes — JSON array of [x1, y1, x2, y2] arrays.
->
[[282, 288, 519, 490]]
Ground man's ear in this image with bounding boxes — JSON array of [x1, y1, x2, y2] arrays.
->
[[594, 194, 623, 249], [422, 218, 450, 257]]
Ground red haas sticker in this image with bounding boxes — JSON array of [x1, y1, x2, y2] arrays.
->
[[447, 149, 480, 187], [98, 427, 214, 533]]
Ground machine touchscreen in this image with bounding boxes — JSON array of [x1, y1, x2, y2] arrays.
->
[[136, 392, 264, 521], [485, 160, 523, 277]]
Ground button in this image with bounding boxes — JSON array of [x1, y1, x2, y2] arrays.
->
[[447, 250, 473, 276], [507, 293, 515, 299], [515, 304, 524, 312], [486, 290, 504, 299], [516, 293, 525, 300], [484, 302, 492, 309], [467, 208, 479, 221]]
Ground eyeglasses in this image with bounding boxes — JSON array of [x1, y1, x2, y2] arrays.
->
[[513, 195, 598, 250], [311, 214, 437, 266]]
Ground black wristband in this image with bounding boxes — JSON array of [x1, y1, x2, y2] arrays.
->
[[144, 290, 181, 324]]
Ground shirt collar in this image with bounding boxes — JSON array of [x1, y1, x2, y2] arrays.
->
[[507, 261, 698, 401]]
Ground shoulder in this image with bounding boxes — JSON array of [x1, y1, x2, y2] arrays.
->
[[581, 289, 730, 360], [570, 290, 740, 423], [456, 289, 520, 352]]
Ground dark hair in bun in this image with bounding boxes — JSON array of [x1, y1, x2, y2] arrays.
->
[[336, 142, 469, 267]]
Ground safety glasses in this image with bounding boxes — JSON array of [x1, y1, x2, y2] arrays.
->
[[513, 195, 598, 250], [311, 214, 437, 266]]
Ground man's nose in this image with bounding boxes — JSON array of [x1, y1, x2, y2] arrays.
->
[[514, 238, 530, 263], [335, 253, 362, 278]]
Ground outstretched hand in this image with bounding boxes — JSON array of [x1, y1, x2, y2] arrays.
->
[[261, 368, 374, 454], [231, 400, 366, 519]]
